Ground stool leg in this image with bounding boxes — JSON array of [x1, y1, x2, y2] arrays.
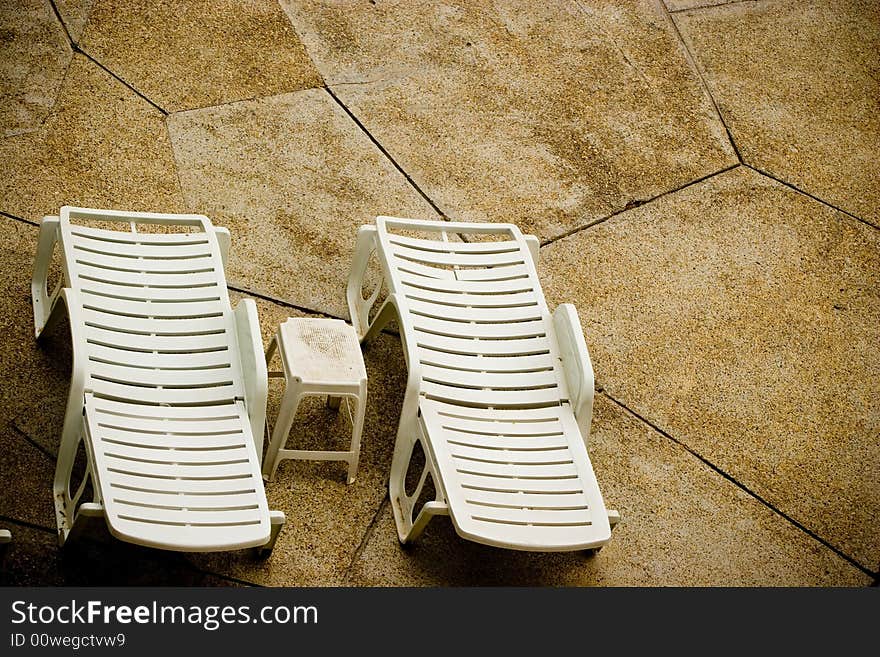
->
[[263, 381, 302, 481], [347, 382, 367, 485]]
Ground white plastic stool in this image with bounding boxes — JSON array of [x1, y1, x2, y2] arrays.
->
[[263, 318, 368, 484]]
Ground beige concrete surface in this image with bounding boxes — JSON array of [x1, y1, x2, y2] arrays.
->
[[675, 0, 880, 223], [0, 54, 184, 222], [539, 166, 880, 571], [346, 396, 869, 586], [168, 88, 439, 318], [79, 0, 322, 111], [283, 0, 735, 240], [0, 0, 72, 137], [0, 0, 876, 586]]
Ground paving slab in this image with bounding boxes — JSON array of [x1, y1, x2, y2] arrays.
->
[[539, 166, 880, 571], [346, 395, 868, 586], [282, 0, 735, 240], [168, 88, 440, 318], [0, 54, 184, 222], [675, 0, 880, 223], [0, 0, 72, 137], [0, 522, 238, 586], [79, 0, 322, 112], [53, 0, 95, 42], [184, 294, 405, 585]]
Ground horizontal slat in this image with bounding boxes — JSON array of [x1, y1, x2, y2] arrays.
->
[[414, 331, 550, 356], [85, 326, 231, 352], [421, 364, 558, 389], [104, 457, 253, 480], [82, 309, 228, 335], [74, 252, 217, 273], [436, 415, 564, 436], [422, 381, 560, 407], [92, 413, 245, 435], [418, 348, 555, 373], [103, 443, 250, 465], [70, 225, 209, 244], [467, 506, 592, 526], [462, 489, 590, 509], [87, 343, 233, 369], [407, 298, 543, 323], [391, 244, 525, 267], [89, 360, 235, 388], [454, 460, 578, 479], [389, 234, 521, 254], [77, 263, 220, 288], [70, 234, 214, 259], [457, 472, 583, 493], [402, 286, 539, 308], [89, 398, 242, 420], [450, 444, 572, 464], [79, 278, 222, 302], [107, 487, 260, 511], [430, 402, 565, 422], [90, 380, 238, 405], [454, 263, 531, 281], [443, 431, 567, 451], [113, 505, 261, 526], [81, 292, 224, 318], [97, 429, 247, 450], [412, 315, 547, 340], [395, 260, 455, 280], [104, 471, 254, 494], [399, 271, 534, 294]]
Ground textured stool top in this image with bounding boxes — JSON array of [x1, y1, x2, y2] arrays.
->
[[278, 318, 366, 385]]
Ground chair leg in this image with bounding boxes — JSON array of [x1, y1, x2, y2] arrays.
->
[[262, 383, 302, 480], [389, 430, 447, 544], [256, 510, 285, 559], [346, 386, 367, 485]]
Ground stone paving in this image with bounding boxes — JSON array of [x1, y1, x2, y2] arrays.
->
[[0, 0, 876, 586]]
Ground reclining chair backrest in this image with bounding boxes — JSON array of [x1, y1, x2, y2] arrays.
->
[[374, 216, 573, 411]]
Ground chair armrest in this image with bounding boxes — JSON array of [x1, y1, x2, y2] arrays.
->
[[233, 298, 268, 462], [524, 234, 540, 265], [553, 304, 595, 444], [347, 225, 382, 340], [214, 226, 231, 271], [32, 216, 62, 338]]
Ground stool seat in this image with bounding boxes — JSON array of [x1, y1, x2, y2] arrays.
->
[[278, 318, 366, 386]]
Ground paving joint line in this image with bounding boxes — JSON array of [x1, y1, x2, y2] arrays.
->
[[661, 2, 743, 163], [185, 564, 263, 587], [0, 211, 39, 227], [745, 164, 879, 230], [0, 515, 55, 536], [324, 86, 448, 220], [74, 47, 168, 114], [10, 422, 56, 464], [669, 0, 762, 14], [227, 283, 344, 320], [601, 390, 876, 578], [539, 163, 740, 247], [341, 496, 389, 584], [47, 0, 74, 45]]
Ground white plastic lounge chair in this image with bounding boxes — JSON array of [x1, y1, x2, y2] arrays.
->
[[32, 206, 283, 554], [347, 217, 619, 551]]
